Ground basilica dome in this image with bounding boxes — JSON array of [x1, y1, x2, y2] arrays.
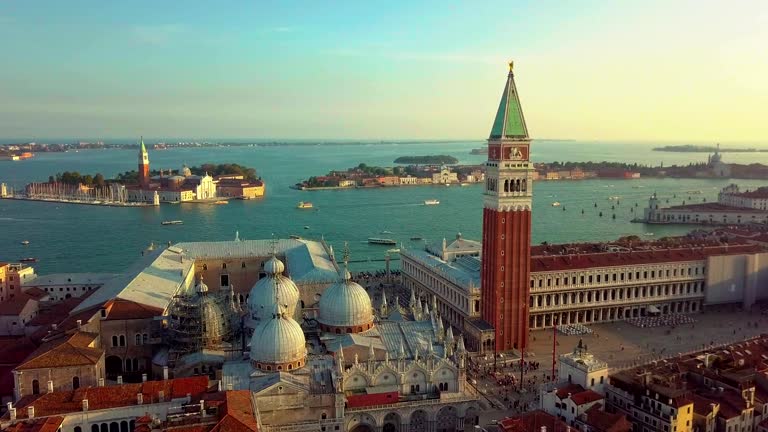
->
[[247, 256, 300, 323], [250, 303, 306, 371], [317, 268, 374, 333]]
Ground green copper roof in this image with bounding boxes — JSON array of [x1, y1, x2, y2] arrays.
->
[[489, 68, 528, 140], [140, 137, 147, 153]]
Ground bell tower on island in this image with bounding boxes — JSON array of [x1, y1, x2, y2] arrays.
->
[[138, 136, 150, 187], [480, 61, 533, 353]]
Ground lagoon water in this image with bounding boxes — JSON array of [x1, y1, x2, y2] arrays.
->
[[2, 140, 768, 274]]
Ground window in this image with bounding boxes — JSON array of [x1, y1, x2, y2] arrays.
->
[[143, 333, 148, 344], [119, 335, 126, 346], [221, 274, 229, 287], [135, 334, 142, 345], [32, 379, 40, 395], [222, 263, 227, 269], [112, 336, 118, 347], [73, 376, 80, 389]]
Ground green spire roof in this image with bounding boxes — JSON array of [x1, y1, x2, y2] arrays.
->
[[489, 62, 529, 140], [140, 136, 147, 153]]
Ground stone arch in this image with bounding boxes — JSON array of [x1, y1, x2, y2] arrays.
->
[[431, 367, 456, 392], [435, 406, 458, 432], [382, 412, 402, 432], [404, 368, 428, 394], [373, 366, 399, 386], [348, 413, 376, 432], [346, 372, 370, 390], [409, 410, 429, 432], [463, 405, 480, 432]]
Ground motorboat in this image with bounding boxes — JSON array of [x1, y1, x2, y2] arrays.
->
[[161, 220, 184, 225], [368, 238, 397, 245], [297, 201, 314, 209], [424, 199, 440, 206], [20, 240, 30, 245], [551, 202, 561, 207], [19, 257, 37, 263]]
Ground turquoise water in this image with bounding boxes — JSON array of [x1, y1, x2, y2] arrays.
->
[[2, 140, 768, 273]]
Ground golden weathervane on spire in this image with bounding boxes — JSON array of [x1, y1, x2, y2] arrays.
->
[[508, 60, 514, 72]]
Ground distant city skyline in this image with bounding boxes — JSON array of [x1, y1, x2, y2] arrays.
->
[[0, 0, 766, 142]]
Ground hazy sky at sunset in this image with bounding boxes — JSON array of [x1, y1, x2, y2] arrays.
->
[[1, 0, 766, 142]]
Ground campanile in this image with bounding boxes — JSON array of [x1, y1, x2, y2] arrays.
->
[[480, 61, 532, 352]]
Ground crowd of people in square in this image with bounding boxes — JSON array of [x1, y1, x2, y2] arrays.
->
[[626, 313, 695, 328]]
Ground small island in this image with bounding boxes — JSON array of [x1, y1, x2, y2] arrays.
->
[[654, 145, 767, 153], [394, 155, 458, 164]]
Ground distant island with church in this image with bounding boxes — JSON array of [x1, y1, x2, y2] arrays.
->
[[0, 139, 265, 206], [393, 155, 459, 164]]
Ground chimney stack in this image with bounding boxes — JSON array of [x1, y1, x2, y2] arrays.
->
[[137, 393, 143, 405], [200, 400, 205, 415], [98, 377, 105, 387], [9, 407, 16, 421], [27, 406, 34, 419], [163, 366, 169, 380], [82, 399, 89, 411], [51, 324, 57, 331], [76, 320, 82, 330], [541, 427, 547, 432], [158, 390, 165, 401], [142, 373, 147, 383], [117, 376, 123, 385]]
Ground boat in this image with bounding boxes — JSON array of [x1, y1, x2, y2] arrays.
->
[[460, 183, 469, 186], [20, 240, 30, 245], [608, 196, 621, 200], [161, 220, 184, 225], [410, 236, 423, 241], [644, 232, 655, 236], [304, 226, 310, 230], [19, 257, 37, 263], [289, 235, 302, 239], [214, 200, 228, 205], [297, 201, 314, 209], [551, 202, 561, 207], [381, 230, 394, 234], [368, 238, 397, 245], [424, 199, 440, 206]]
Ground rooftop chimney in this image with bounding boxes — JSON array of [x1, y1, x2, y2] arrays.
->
[[199, 400, 205, 415], [51, 324, 57, 330], [163, 366, 169, 380], [27, 406, 34, 419], [47, 380, 54, 393], [186, 393, 191, 404], [137, 393, 143, 405], [76, 320, 82, 330], [117, 376, 123, 385], [98, 377, 105, 387], [82, 399, 89, 411], [9, 407, 16, 421], [227, 383, 233, 391], [142, 373, 147, 383], [541, 427, 547, 432], [158, 390, 165, 401]]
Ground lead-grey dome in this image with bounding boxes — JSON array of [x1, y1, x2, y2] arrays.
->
[[250, 303, 306, 370], [318, 267, 373, 332], [247, 256, 300, 322]]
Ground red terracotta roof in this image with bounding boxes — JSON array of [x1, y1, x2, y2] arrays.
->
[[209, 391, 258, 432], [1, 416, 64, 432], [0, 294, 36, 316], [22, 288, 48, 301], [531, 243, 762, 272], [555, 383, 585, 399], [345, 391, 399, 408], [105, 298, 163, 320], [27, 296, 85, 327], [570, 389, 604, 405], [16, 332, 102, 370], [498, 410, 569, 432], [0, 337, 38, 365], [5, 376, 210, 420], [582, 404, 632, 432]]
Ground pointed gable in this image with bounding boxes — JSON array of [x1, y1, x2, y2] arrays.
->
[[490, 61, 529, 140]]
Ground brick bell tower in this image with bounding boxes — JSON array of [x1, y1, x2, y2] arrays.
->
[[481, 61, 533, 353], [138, 136, 150, 187]]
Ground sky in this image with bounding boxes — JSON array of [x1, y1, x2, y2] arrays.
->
[[0, 0, 766, 142]]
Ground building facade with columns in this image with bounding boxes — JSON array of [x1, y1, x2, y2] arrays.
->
[[401, 238, 768, 353]]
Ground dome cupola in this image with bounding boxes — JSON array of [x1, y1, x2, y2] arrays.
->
[[247, 255, 300, 324], [317, 257, 374, 334], [250, 302, 306, 372]]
